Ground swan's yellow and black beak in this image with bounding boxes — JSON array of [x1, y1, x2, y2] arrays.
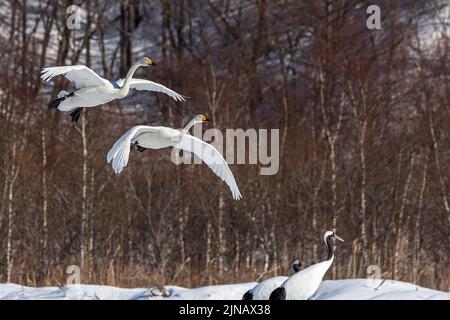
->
[[200, 115, 210, 122], [145, 58, 155, 66]]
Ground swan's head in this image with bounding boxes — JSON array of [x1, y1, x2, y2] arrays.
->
[[193, 114, 210, 124], [139, 57, 155, 66], [323, 230, 344, 243]]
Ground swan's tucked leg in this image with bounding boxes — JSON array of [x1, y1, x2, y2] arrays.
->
[[130, 141, 146, 152], [70, 108, 84, 122], [136, 145, 146, 152]]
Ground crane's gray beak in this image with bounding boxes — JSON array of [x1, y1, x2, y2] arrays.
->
[[334, 234, 344, 242]]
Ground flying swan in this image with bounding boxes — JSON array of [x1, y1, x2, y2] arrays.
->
[[41, 57, 186, 122], [107, 115, 242, 200]]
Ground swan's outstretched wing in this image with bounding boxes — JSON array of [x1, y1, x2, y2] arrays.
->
[[41, 65, 108, 89], [174, 134, 242, 200], [107, 126, 156, 174], [116, 78, 186, 102]]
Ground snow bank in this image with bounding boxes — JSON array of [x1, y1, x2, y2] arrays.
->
[[311, 279, 449, 300], [0, 279, 448, 300]]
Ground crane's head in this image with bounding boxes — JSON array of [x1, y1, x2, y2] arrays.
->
[[292, 259, 302, 273], [323, 230, 344, 243], [140, 57, 155, 66]]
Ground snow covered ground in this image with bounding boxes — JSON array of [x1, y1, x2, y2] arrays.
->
[[0, 279, 448, 300]]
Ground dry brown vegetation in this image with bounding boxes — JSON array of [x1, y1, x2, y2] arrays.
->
[[0, 0, 448, 291]]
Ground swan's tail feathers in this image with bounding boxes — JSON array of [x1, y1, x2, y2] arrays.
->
[[70, 108, 83, 122]]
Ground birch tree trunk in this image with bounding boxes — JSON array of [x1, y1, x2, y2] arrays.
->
[[80, 113, 88, 274], [427, 102, 450, 231], [41, 124, 48, 267], [413, 151, 428, 283], [393, 154, 414, 279], [7, 142, 18, 283], [205, 64, 227, 280], [318, 63, 344, 277], [348, 80, 369, 265], [217, 194, 226, 278], [205, 221, 213, 282]]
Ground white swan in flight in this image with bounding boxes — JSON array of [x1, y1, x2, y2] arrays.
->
[[41, 57, 186, 122], [269, 230, 344, 300], [107, 115, 242, 200]]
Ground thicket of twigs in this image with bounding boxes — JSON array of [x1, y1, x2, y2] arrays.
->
[[0, 1, 448, 290]]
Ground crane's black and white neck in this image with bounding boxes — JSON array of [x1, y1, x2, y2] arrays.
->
[[324, 230, 337, 261]]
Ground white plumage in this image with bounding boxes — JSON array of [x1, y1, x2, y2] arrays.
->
[[41, 65, 109, 88], [242, 261, 302, 300], [269, 231, 344, 300], [243, 277, 288, 300], [115, 78, 186, 102], [42, 57, 185, 122], [107, 115, 242, 200]]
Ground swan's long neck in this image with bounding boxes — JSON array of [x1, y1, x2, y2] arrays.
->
[[121, 63, 141, 90], [179, 118, 197, 137], [325, 236, 334, 261]]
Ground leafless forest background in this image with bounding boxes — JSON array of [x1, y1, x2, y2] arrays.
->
[[0, 0, 448, 291]]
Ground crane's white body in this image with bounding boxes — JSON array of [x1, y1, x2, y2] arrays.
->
[[41, 58, 185, 113], [243, 260, 302, 300], [245, 277, 288, 300], [107, 116, 242, 200], [280, 259, 333, 300], [271, 231, 343, 300]]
